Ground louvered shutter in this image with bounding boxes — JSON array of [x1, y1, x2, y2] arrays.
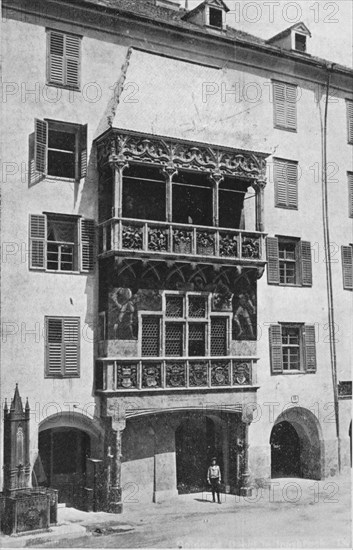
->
[[29, 214, 46, 269], [269, 325, 283, 373], [46, 318, 64, 376], [80, 219, 95, 272], [286, 162, 298, 208], [273, 82, 297, 131], [273, 82, 286, 128], [63, 318, 80, 376], [34, 119, 48, 174], [65, 34, 81, 89], [48, 31, 65, 85], [274, 159, 287, 207], [303, 325, 317, 373], [79, 124, 88, 179], [348, 173, 353, 218], [342, 246, 353, 290], [347, 100, 353, 144], [285, 84, 297, 130], [300, 241, 312, 287], [266, 237, 280, 284]]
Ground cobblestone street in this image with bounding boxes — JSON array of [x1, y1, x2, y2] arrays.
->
[[3, 476, 350, 549]]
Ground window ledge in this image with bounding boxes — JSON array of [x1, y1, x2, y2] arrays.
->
[[274, 125, 297, 133], [45, 375, 80, 379], [46, 82, 81, 92], [45, 175, 78, 183]]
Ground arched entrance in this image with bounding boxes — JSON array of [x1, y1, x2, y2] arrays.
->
[[270, 421, 301, 478], [175, 416, 223, 494], [270, 407, 324, 480], [38, 428, 90, 507]]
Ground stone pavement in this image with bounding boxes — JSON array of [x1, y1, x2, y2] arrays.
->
[[0, 475, 351, 548]]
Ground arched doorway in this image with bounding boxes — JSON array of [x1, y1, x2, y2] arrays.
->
[[38, 428, 90, 507], [175, 416, 222, 493], [270, 421, 301, 478], [270, 407, 324, 480]]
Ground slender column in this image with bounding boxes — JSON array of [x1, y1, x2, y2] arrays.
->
[[209, 172, 223, 228], [109, 151, 129, 219], [108, 421, 126, 513], [240, 420, 252, 497], [162, 164, 178, 223], [251, 178, 266, 233]]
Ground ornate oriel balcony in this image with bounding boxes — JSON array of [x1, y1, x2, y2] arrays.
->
[[95, 357, 257, 393], [99, 218, 265, 266]]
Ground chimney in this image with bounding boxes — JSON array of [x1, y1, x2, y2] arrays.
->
[[155, 0, 182, 10]]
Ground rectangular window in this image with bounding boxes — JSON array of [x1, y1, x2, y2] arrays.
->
[[45, 317, 80, 377], [141, 293, 229, 357], [347, 100, 353, 145], [29, 214, 95, 273], [348, 172, 353, 218], [209, 7, 223, 28], [47, 30, 81, 89], [295, 34, 306, 52], [274, 158, 298, 209], [266, 236, 312, 287], [269, 324, 316, 374], [342, 245, 353, 290], [35, 119, 87, 180], [273, 81, 297, 131]]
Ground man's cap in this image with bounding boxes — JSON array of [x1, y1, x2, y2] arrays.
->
[[211, 457, 217, 461]]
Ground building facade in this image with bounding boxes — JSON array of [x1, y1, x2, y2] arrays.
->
[[1, 0, 352, 511]]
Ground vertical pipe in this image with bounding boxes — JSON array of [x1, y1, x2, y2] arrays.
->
[[321, 64, 341, 473]]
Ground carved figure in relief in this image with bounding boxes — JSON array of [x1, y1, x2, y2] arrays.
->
[[233, 292, 256, 339]]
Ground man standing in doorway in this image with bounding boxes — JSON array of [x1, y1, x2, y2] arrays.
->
[[207, 457, 221, 504]]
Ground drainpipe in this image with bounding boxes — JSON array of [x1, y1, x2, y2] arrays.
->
[[321, 63, 341, 474]]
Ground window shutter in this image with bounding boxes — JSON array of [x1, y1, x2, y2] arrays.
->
[[273, 82, 286, 128], [347, 100, 353, 144], [34, 119, 48, 174], [303, 325, 316, 373], [273, 82, 297, 131], [286, 162, 298, 208], [348, 173, 353, 218], [210, 317, 227, 356], [79, 124, 88, 179], [65, 34, 81, 89], [274, 159, 287, 207], [342, 246, 353, 290], [63, 318, 80, 376], [29, 214, 46, 269], [142, 316, 161, 357], [46, 318, 64, 376], [300, 241, 312, 287], [80, 219, 95, 272], [48, 31, 65, 85], [269, 325, 283, 374], [266, 237, 280, 284], [285, 84, 297, 130]]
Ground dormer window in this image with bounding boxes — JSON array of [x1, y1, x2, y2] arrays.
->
[[295, 33, 306, 52], [209, 7, 223, 28]]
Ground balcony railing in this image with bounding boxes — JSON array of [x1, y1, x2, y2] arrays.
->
[[99, 218, 265, 264], [95, 357, 257, 392]]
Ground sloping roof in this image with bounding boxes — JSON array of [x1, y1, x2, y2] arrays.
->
[[267, 22, 312, 44], [101, 48, 271, 152], [56, 0, 352, 72]]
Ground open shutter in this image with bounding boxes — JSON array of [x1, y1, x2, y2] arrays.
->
[[48, 31, 65, 85], [34, 119, 48, 174], [266, 237, 280, 284], [269, 325, 283, 374], [347, 100, 353, 144], [46, 318, 63, 376], [65, 34, 81, 88], [285, 84, 297, 130], [342, 246, 353, 290], [29, 214, 46, 269], [300, 241, 312, 287], [286, 162, 298, 208], [274, 159, 287, 207], [348, 173, 353, 218], [80, 219, 95, 272], [303, 325, 317, 373], [273, 81, 286, 128], [79, 124, 88, 179], [63, 318, 80, 376]]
